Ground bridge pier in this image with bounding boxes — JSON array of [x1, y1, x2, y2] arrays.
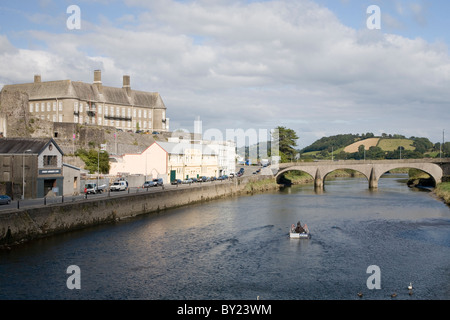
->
[[314, 169, 323, 190], [369, 167, 378, 189]]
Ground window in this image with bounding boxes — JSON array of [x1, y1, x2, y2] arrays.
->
[[59, 102, 63, 111], [143, 121, 147, 129], [128, 108, 131, 117], [80, 103, 83, 113], [143, 110, 147, 118], [138, 109, 142, 118], [74, 102, 79, 113], [47, 102, 51, 112], [122, 108, 125, 117], [74, 116, 78, 123], [41, 103, 45, 112], [36, 103, 39, 112], [116, 107, 119, 116], [98, 105, 102, 114], [105, 106, 108, 116], [98, 117, 102, 125], [133, 109, 136, 117], [59, 114, 62, 122], [43, 155, 58, 167], [30, 103, 34, 113], [53, 114, 56, 122], [53, 102, 56, 112]]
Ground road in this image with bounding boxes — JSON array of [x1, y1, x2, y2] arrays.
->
[[0, 165, 270, 212]]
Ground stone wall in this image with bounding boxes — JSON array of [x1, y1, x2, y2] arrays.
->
[[0, 175, 277, 247]]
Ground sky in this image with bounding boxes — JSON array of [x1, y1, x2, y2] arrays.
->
[[0, 0, 449, 149]]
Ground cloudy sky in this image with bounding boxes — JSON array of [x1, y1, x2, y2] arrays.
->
[[0, 0, 449, 148]]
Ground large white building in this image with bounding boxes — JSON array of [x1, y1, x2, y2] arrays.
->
[[109, 140, 222, 182]]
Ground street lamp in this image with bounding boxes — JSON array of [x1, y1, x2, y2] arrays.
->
[[22, 149, 32, 200], [97, 149, 105, 186]]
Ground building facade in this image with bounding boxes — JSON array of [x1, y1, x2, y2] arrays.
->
[[0, 138, 64, 199], [1, 70, 169, 133], [109, 141, 220, 183]]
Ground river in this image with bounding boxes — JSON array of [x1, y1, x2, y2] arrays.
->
[[0, 174, 449, 300]]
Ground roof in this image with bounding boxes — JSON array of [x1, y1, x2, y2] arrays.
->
[[1, 80, 166, 109], [156, 142, 216, 155], [0, 138, 64, 155]]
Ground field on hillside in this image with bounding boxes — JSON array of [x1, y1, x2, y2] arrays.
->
[[376, 139, 414, 151], [343, 138, 380, 153]]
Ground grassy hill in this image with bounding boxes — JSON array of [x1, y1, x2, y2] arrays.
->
[[299, 133, 443, 160], [376, 138, 414, 151]]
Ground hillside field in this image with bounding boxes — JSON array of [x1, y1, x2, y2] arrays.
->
[[376, 138, 415, 151]]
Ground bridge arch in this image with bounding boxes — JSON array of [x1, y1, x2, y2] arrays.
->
[[322, 168, 370, 183], [275, 167, 316, 185], [375, 163, 442, 187]]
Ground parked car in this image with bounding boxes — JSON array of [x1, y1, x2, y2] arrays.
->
[[182, 178, 193, 184], [143, 181, 155, 188], [110, 180, 128, 191], [84, 183, 106, 194], [171, 179, 182, 185], [152, 178, 164, 186], [0, 195, 11, 205]]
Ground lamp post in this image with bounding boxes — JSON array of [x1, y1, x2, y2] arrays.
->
[[97, 149, 105, 187], [22, 149, 32, 200]]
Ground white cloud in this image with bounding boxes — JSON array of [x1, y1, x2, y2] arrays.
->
[[0, 0, 449, 147]]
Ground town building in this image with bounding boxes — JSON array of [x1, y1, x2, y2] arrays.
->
[[63, 163, 81, 196], [109, 140, 220, 182], [0, 70, 169, 134], [0, 138, 64, 199]]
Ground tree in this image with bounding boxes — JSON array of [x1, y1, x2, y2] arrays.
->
[[274, 126, 299, 163], [76, 148, 110, 174]]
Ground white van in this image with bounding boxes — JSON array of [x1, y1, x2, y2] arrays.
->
[[110, 181, 127, 191]]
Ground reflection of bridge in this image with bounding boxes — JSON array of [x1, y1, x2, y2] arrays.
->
[[274, 159, 450, 190]]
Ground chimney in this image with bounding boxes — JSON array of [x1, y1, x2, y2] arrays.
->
[[34, 75, 41, 83], [93, 70, 103, 94], [123, 75, 131, 96]]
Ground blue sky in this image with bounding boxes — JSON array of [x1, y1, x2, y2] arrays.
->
[[0, 0, 449, 148]]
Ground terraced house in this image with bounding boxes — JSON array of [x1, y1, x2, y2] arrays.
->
[[1, 70, 169, 133]]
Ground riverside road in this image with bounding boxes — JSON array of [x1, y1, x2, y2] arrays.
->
[[0, 165, 259, 212]]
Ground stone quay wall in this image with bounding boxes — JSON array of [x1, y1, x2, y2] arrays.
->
[[0, 175, 278, 247]]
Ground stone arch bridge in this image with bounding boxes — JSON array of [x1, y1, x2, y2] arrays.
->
[[275, 159, 450, 190]]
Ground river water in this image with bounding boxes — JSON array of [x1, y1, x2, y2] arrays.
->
[[0, 174, 449, 300]]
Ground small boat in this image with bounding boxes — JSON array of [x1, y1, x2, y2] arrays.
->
[[289, 223, 311, 239], [408, 282, 413, 290], [290, 232, 311, 239]]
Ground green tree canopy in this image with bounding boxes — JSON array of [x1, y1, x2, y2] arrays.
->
[[76, 148, 110, 174], [274, 126, 299, 163]]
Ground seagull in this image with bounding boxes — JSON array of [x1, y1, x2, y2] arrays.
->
[[357, 292, 363, 298], [408, 282, 413, 290], [391, 292, 397, 298]]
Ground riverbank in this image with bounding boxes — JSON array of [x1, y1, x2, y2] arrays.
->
[[435, 182, 450, 206], [0, 175, 278, 248]]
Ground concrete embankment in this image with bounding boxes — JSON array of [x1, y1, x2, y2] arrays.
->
[[0, 175, 279, 248]]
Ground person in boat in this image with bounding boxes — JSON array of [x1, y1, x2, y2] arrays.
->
[[295, 221, 306, 234]]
